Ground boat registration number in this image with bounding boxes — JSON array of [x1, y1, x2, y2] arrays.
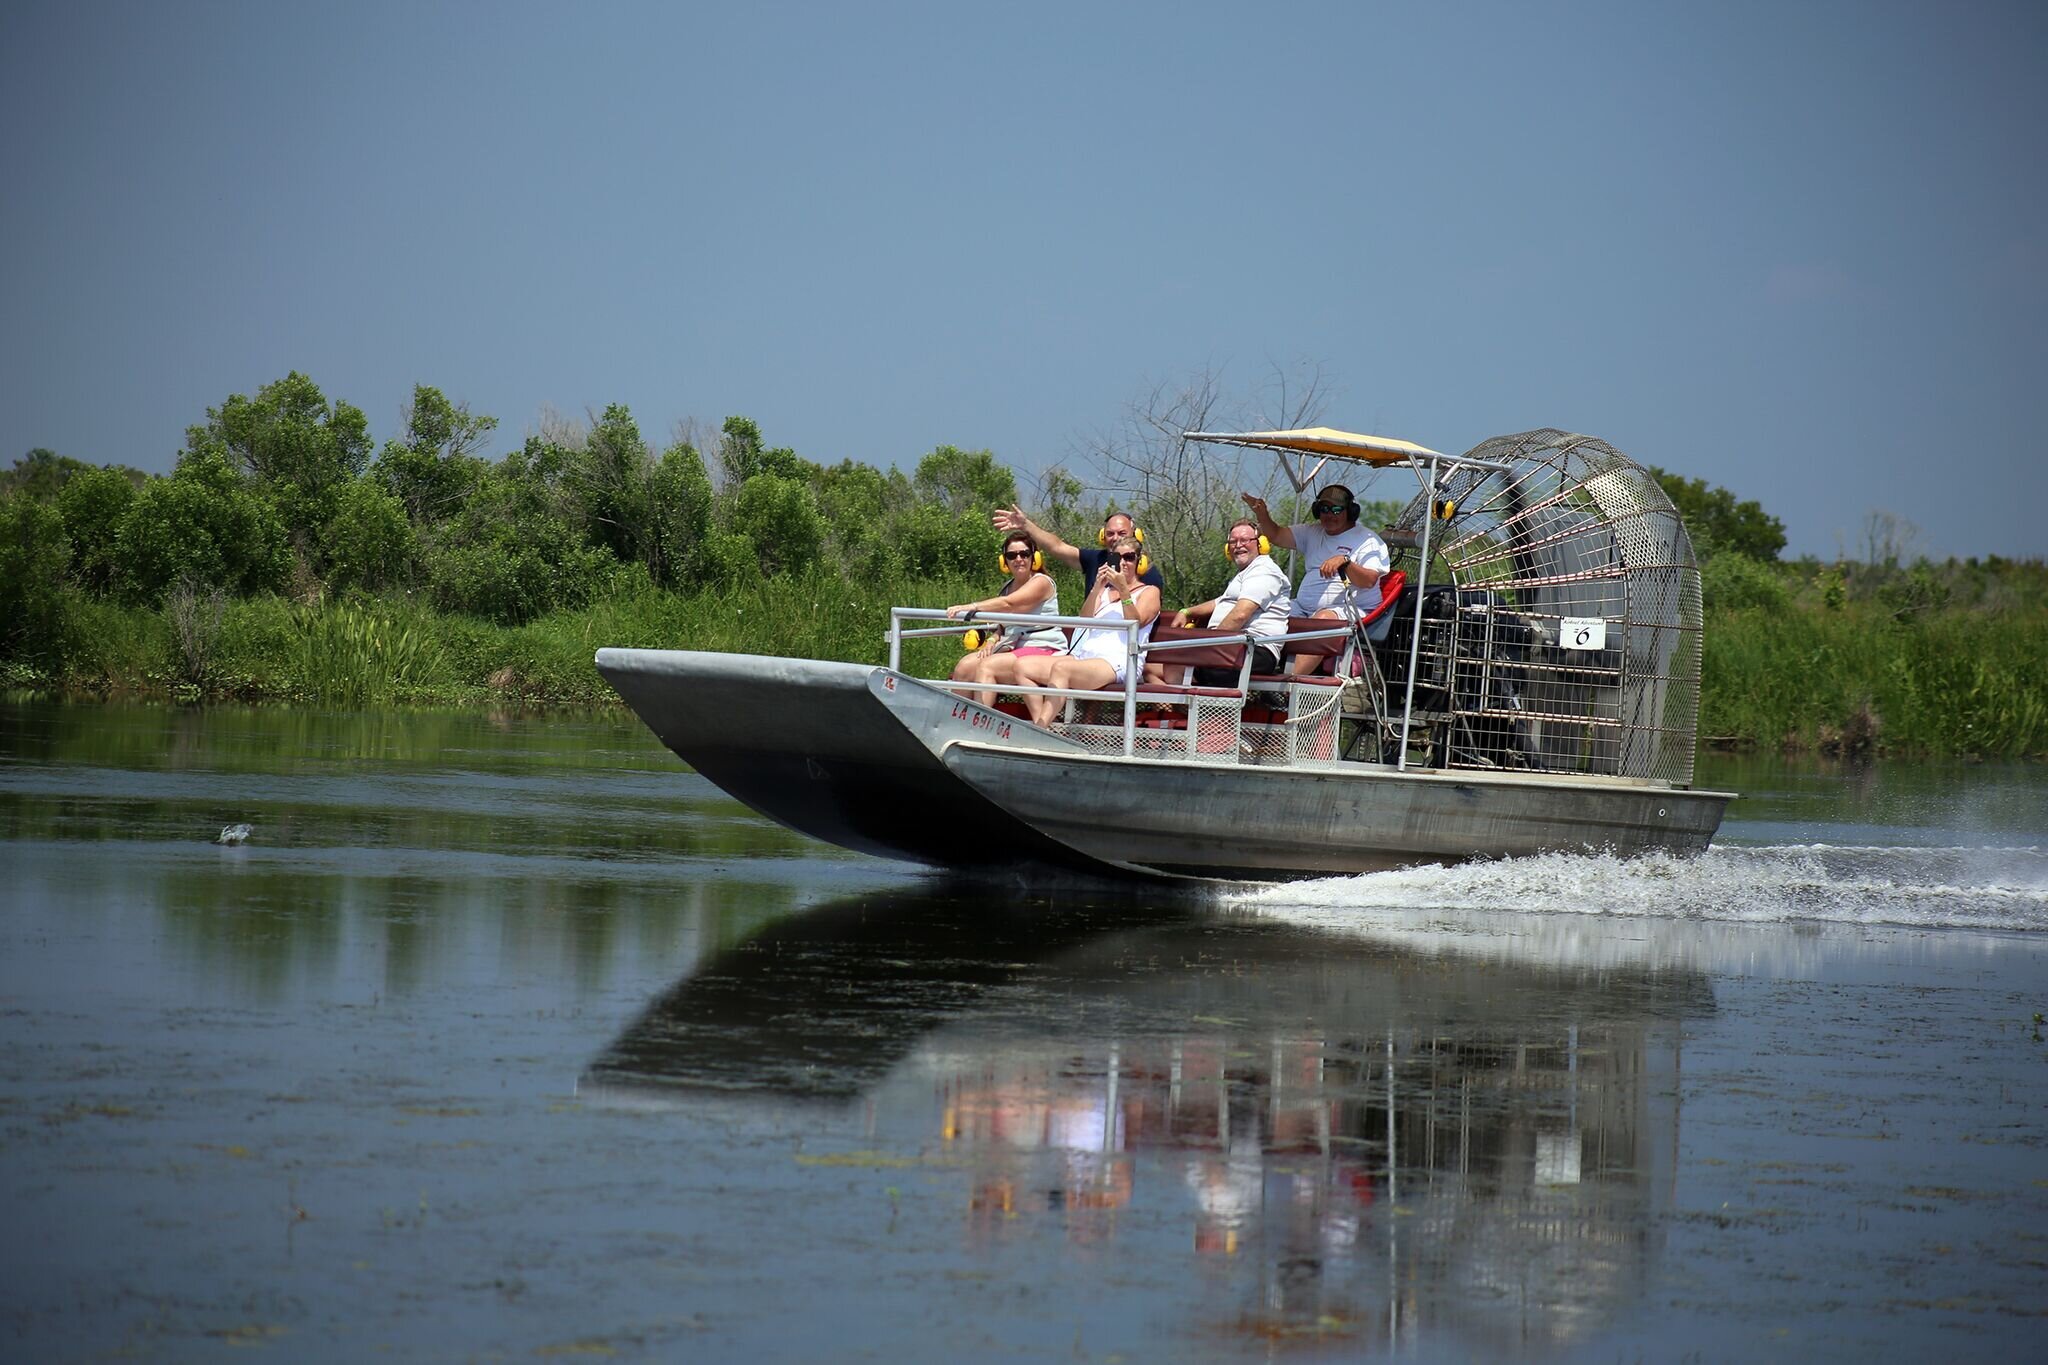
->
[[950, 700, 1013, 739]]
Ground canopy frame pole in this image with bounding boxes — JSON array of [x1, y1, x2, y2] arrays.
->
[[1397, 455, 1438, 771]]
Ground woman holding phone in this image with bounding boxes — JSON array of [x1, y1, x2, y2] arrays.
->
[[1013, 533, 1159, 727]]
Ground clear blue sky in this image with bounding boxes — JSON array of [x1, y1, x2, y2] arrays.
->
[[4, 1, 2042, 560]]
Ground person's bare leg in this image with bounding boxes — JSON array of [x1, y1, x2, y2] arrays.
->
[[1016, 655, 1061, 726], [976, 653, 1024, 709]]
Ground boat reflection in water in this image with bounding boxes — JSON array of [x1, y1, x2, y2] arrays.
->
[[581, 887, 1715, 1351]]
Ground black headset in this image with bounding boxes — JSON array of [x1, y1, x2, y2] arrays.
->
[[1318, 485, 1361, 528]]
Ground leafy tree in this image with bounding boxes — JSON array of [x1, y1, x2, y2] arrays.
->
[[694, 528, 760, 586], [3, 448, 93, 500], [645, 440, 714, 588], [323, 477, 416, 594], [423, 437, 612, 623], [0, 495, 72, 662], [724, 473, 824, 577], [717, 415, 814, 485], [370, 385, 494, 525], [717, 416, 765, 484], [56, 465, 137, 594], [1646, 467, 1786, 562], [912, 445, 1016, 515], [572, 403, 654, 564], [113, 452, 292, 603], [1032, 465, 1091, 547], [184, 371, 372, 558], [888, 500, 993, 580], [812, 459, 908, 574]]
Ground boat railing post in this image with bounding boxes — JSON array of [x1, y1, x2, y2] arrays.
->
[[1398, 457, 1438, 771], [1124, 618, 1139, 756], [888, 609, 904, 673]]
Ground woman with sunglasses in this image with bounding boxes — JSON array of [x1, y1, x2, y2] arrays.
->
[[1012, 533, 1159, 726], [1241, 484, 1390, 674], [946, 532, 1063, 706]]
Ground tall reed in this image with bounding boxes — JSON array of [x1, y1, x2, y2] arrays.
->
[[293, 603, 444, 706]]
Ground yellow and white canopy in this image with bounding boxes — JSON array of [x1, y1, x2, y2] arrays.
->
[[1183, 427, 1446, 467]]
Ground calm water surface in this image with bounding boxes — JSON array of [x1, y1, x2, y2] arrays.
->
[[2, 700, 2045, 1361]]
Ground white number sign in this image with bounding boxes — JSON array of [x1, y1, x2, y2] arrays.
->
[[1560, 617, 1607, 651]]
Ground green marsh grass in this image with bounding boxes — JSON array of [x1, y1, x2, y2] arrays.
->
[[19, 569, 2046, 758], [1701, 601, 2047, 757]]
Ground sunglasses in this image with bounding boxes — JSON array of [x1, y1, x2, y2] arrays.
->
[[1110, 551, 1140, 563], [1003, 548, 1034, 560], [1311, 500, 1351, 516]]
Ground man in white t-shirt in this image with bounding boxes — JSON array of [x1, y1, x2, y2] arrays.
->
[[1155, 519, 1290, 685], [1241, 483, 1390, 674]]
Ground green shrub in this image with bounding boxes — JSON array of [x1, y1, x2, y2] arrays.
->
[[113, 453, 292, 603], [0, 496, 74, 664], [1701, 553, 1790, 612], [724, 473, 824, 577], [646, 441, 714, 587], [322, 477, 416, 592], [887, 501, 997, 580], [213, 594, 302, 694], [425, 533, 613, 626], [56, 465, 136, 594], [57, 596, 163, 689]]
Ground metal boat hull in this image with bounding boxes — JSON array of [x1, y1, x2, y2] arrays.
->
[[942, 745, 1724, 878], [596, 648, 1731, 881], [595, 648, 1098, 869]]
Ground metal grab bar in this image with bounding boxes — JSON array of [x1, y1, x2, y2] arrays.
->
[[889, 606, 1149, 754]]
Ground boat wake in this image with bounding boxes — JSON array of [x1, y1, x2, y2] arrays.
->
[[1240, 843, 2048, 932]]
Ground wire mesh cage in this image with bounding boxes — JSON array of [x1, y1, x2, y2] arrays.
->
[[1379, 430, 1703, 784]]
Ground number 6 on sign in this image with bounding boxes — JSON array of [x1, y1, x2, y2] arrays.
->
[[1560, 617, 1606, 651]]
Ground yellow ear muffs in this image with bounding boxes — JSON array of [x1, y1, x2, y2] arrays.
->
[[996, 548, 1044, 573], [962, 628, 985, 651], [1433, 498, 1458, 522], [1096, 524, 1145, 547], [1224, 535, 1270, 562]]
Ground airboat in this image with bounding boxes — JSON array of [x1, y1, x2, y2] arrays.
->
[[597, 428, 1733, 881]]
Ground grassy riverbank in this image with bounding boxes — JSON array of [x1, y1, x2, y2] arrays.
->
[[9, 569, 2046, 760], [3, 568, 984, 710], [1700, 601, 2047, 758]]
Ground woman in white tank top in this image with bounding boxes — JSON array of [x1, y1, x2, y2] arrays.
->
[[1015, 534, 1159, 727]]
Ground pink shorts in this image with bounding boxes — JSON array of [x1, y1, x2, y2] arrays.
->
[[1011, 646, 1060, 657]]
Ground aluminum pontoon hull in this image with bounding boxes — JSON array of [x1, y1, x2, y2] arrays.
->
[[596, 648, 1731, 882]]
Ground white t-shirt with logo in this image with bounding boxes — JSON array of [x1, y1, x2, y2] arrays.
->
[[1288, 521, 1390, 617], [1205, 554, 1292, 640]]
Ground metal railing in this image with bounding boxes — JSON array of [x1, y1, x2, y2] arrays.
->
[[888, 608, 1329, 758]]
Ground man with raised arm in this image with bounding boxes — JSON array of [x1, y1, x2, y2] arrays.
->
[[1240, 483, 1390, 674], [992, 504, 1166, 592]]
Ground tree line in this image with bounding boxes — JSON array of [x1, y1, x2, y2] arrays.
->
[[6, 369, 2042, 738], [0, 372, 1061, 663]]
